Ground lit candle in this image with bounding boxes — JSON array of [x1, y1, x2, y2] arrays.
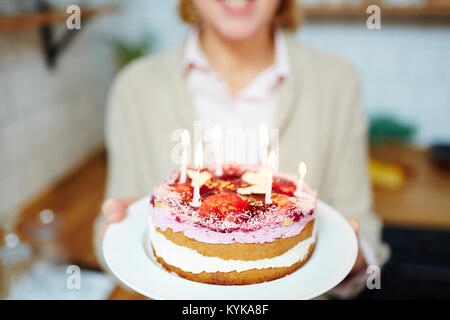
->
[[294, 162, 307, 197], [265, 150, 276, 204], [191, 141, 203, 207], [259, 124, 269, 165], [179, 129, 190, 183], [211, 125, 223, 176]]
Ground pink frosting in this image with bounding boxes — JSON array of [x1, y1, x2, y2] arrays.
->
[[149, 163, 317, 243], [150, 205, 315, 244]]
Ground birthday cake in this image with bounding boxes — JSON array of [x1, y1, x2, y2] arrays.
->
[[149, 163, 317, 285]]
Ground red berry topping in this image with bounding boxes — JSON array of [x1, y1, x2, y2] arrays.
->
[[198, 194, 250, 225], [272, 179, 297, 196], [271, 193, 291, 206], [270, 193, 301, 219], [168, 184, 193, 201], [200, 179, 238, 198]]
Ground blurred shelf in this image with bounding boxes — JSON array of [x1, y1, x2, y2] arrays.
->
[[0, 4, 118, 32], [304, 4, 450, 23]]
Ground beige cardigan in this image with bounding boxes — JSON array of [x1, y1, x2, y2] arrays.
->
[[98, 34, 389, 292]]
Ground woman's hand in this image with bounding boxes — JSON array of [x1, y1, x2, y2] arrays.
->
[[347, 218, 367, 274], [98, 198, 137, 238], [331, 218, 369, 297]]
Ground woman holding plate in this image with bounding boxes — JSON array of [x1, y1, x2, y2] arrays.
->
[[96, 0, 389, 298]]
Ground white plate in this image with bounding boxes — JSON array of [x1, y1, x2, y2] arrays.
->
[[103, 196, 358, 300]]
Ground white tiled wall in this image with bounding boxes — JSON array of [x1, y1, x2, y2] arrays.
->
[[0, 16, 116, 215], [297, 23, 450, 146]]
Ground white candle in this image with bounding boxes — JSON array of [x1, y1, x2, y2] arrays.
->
[[294, 162, 307, 196], [211, 125, 223, 176], [259, 124, 269, 166], [191, 141, 203, 207], [179, 129, 190, 183], [265, 150, 276, 204]]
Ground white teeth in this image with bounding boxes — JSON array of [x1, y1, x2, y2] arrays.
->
[[224, 0, 248, 9]]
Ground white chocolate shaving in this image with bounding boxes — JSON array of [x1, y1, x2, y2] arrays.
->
[[187, 169, 212, 187], [237, 171, 268, 195], [241, 171, 267, 185]]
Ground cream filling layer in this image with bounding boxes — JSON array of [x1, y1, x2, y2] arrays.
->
[[149, 218, 317, 274]]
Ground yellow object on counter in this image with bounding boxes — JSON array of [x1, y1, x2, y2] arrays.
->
[[369, 159, 405, 190]]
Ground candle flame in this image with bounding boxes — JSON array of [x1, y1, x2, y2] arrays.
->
[[299, 162, 307, 180], [268, 150, 276, 170], [259, 124, 269, 147], [181, 129, 189, 147], [195, 141, 203, 169]]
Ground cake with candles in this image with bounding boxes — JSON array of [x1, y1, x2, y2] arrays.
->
[[149, 147, 317, 285]]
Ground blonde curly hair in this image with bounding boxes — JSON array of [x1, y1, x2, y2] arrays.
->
[[178, 0, 302, 32]]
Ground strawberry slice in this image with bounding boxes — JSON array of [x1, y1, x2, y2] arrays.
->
[[270, 193, 291, 206], [271, 193, 303, 221], [198, 194, 250, 225], [200, 179, 238, 198], [272, 179, 297, 196], [168, 184, 193, 201]]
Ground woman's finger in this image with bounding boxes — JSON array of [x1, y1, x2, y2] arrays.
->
[[101, 198, 127, 223], [120, 197, 138, 207], [347, 218, 360, 235], [98, 221, 109, 239]]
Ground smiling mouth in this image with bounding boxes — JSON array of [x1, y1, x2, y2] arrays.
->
[[219, 0, 256, 15]]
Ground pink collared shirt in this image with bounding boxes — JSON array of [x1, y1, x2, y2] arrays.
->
[[182, 29, 290, 163]]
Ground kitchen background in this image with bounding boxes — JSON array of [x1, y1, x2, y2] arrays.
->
[[0, 0, 449, 299]]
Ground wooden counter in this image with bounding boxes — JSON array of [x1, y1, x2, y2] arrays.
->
[[371, 145, 450, 230]]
